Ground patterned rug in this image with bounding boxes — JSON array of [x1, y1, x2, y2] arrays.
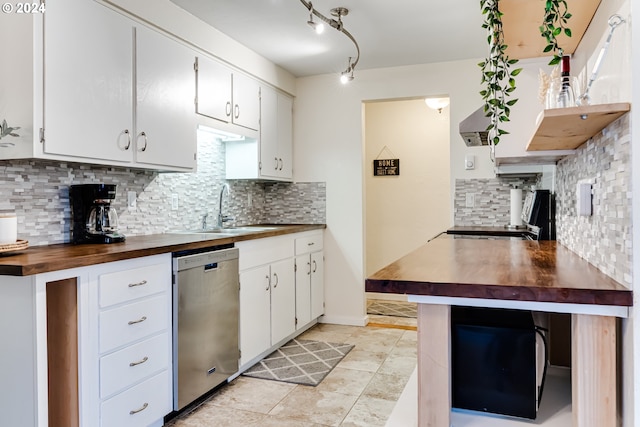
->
[[242, 339, 354, 386], [367, 300, 417, 318]]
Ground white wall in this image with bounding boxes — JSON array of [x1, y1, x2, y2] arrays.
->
[[293, 59, 493, 325], [364, 99, 450, 276]]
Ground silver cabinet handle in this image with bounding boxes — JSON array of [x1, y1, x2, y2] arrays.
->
[[119, 129, 132, 150], [308, 242, 315, 246], [272, 272, 278, 288], [137, 131, 148, 152], [234, 104, 240, 119], [225, 101, 232, 117], [312, 260, 317, 273], [129, 402, 148, 415], [278, 158, 283, 171], [128, 280, 147, 288], [129, 356, 148, 367], [265, 274, 270, 291], [274, 157, 278, 170], [307, 262, 311, 275], [128, 316, 147, 325]]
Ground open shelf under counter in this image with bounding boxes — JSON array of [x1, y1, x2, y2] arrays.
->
[[526, 102, 631, 152]]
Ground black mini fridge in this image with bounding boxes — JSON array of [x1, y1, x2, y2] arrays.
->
[[451, 306, 547, 420]]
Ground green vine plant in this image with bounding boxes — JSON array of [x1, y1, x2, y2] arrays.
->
[[540, 0, 572, 65], [479, 0, 522, 147], [0, 119, 20, 147]]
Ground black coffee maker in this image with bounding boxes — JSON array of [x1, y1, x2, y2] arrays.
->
[[70, 184, 126, 244]]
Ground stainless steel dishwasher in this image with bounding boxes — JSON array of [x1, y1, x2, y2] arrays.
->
[[172, 246, 239, 411]]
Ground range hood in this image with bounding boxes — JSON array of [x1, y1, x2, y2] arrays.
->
[[459, 107, 490, 146]]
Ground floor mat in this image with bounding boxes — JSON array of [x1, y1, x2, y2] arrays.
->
[[242, 339, 354, 386], [367, 300, 417, 318]]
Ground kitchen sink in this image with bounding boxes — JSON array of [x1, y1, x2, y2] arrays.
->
[[173, 226, 282, 235]]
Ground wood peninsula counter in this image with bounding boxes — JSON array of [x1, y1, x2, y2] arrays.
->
[[366, 235, 632, 427]]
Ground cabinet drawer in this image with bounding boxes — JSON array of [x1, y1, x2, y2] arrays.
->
[[100, 332, 170, 398], [99, 294, 169, 354], [101, 370, 171, 427], [295, 234, 323, 255], [99, 262, 169, 308], [237, 235, 294, 270]]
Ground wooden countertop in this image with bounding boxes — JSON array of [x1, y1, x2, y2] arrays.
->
[[366, 235, 632, 306], [0, 224, 325, 276]]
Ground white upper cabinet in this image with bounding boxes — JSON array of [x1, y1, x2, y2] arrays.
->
[[2, 0, 197, 171], [259, 86, 293, 180], [135, 26, 196, 169], [44, 0, 133, 163], [196, 56, 260, 131], [225, 86, 293, 182]]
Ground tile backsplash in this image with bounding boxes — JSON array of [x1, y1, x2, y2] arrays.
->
[[0, 133, 325, 246], [556, 114, 631, 286], [454, 176, 539, 226]]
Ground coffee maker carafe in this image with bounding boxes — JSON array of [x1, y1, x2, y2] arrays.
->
[[70, 184, 126, 244]]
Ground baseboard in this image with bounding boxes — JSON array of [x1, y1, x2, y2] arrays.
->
[[319, 313, 369, 327]]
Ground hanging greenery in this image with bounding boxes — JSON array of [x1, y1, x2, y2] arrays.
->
[[479, 0, 522, 146], [540, 0, 572, 65]]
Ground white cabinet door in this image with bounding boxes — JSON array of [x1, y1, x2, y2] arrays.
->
[[270, 258, 296, 345], [259, 87, 280, 179], [196, 56, 233, 124], [240, 265, 271, 366], [135, 26, 196, 170], [232, 73, 260, 131], [44, 0, 133, 163], [310, 251, 324, 319], [276, 93, 293, 179], [295, 255, 312, 330]]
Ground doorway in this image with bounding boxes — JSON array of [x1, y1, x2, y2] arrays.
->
[[363, 97, 451, 326]]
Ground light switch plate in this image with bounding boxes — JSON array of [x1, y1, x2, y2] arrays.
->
[[127, 191, 136, 210], [465, 154, 475, 170]]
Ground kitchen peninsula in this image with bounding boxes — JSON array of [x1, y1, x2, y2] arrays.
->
[[366, 235, 632, 427]]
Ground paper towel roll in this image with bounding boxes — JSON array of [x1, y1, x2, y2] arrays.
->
[[0, 213, 17, 245], [510, 189, 523, 226]]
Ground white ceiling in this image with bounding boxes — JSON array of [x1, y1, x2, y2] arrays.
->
[[169, 0, 489, 77]]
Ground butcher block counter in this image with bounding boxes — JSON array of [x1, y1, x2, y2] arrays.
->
[[365, 235, 632, 427], [0, 224, 325, 276]]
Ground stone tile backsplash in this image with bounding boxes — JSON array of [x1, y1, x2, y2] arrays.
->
[[454, 176, 540, 226], [0, 133, 325, 246], [556, 114, 631, 286]]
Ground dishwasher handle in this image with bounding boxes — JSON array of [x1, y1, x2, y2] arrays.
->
[[174, 247, 239, 272]]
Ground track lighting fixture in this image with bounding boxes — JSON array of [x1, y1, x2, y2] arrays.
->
[[306, 3, 324, 34], [299, 0, 360, 83]]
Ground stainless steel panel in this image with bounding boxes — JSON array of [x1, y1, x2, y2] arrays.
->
[[173, 247, 239, 410]]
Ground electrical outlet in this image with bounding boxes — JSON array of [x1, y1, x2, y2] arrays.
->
[[171, 194, 179, 211], [127, 191, 137, 210], [465, 193, 475, 208]]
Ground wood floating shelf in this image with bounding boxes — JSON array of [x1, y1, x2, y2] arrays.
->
[[526, 103, 631, 151], [501, 0, 602, 59]]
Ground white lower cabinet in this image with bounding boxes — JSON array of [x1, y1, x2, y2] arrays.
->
[[80, 254, 173, 427], [238, 231, 324, 369], [295, 232, 324, 329]]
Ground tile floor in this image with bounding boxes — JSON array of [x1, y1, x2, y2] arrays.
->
[[166, 322, 418, 427]]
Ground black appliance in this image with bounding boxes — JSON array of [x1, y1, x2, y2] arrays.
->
[[452, 307, 548, 420], [521, 189, 555, 240], [70, 184, 126, 244]]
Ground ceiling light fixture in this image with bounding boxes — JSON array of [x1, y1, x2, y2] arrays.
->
[[306, 3, 324, 34], [299, 0, 360, 83], [425, 97, 450, 114]]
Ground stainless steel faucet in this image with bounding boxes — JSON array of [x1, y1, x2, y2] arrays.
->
[[217, 183, 232, 228]]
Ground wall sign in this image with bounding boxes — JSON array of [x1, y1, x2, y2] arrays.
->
[[373, 159, 400, 176]]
